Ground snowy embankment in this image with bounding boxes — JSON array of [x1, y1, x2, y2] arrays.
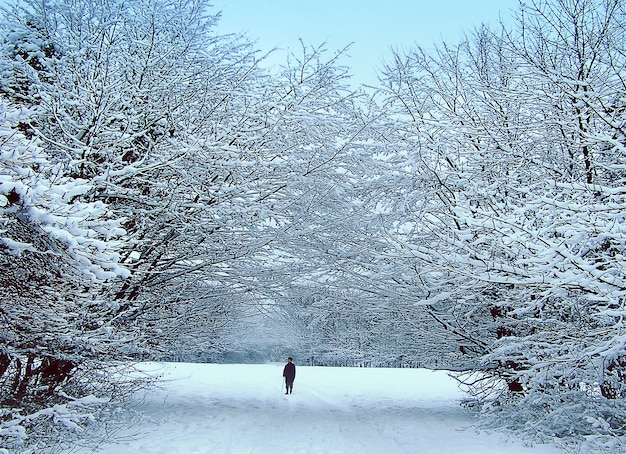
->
[[72, 363, 562, 453]]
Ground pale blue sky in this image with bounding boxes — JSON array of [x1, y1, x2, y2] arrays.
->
[[214, 1, 521, 85]]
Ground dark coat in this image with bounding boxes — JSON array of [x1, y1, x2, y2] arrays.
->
[[283, 362, 296, 382]]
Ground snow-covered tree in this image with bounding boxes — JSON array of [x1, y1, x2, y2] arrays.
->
[[376, 0, 626, 448], [0, 0, 266, 448], [0, 0, 381, 365], [0, 0, 263, 360], [0, 94, 136, 449]]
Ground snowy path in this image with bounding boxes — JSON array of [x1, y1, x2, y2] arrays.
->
[[72, 363, 562, 454]]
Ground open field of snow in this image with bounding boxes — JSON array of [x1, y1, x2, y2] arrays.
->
[[70, 362, 563, 453]]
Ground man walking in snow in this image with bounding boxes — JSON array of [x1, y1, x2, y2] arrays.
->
[[283, 357, 296, 394]]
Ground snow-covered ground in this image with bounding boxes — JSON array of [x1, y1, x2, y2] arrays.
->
[[73, 362, 563, 453]]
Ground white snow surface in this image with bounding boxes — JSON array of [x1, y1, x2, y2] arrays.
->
[[76, 362, 563, 453]]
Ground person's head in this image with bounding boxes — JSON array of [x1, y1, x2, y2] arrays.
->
[[287, 357, 293, 362]]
